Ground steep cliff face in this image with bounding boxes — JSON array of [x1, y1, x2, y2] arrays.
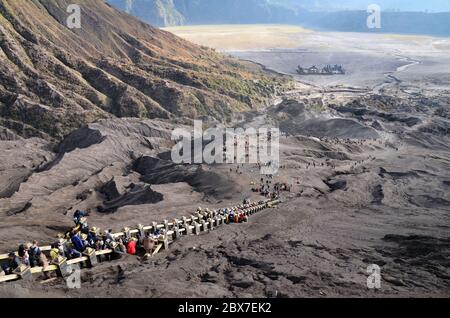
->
[[173, 0, 297, 25], [110, 0, 299, 26], [0, 0, 288, 139], [109, 0, 450, 36], [108, 0, 185, 26]]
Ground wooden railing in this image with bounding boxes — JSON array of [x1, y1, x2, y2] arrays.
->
[[0, 199, 280, 283]]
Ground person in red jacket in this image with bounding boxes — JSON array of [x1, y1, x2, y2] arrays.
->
[[127, 237, 137, 255]]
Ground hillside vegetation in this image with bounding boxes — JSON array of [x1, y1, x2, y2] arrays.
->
[[0, 0, 290, 139]]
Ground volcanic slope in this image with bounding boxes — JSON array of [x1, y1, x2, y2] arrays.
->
[[0, 0, 288, 139]]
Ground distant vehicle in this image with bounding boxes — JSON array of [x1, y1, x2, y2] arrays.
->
[[297, 64, 345, 75]]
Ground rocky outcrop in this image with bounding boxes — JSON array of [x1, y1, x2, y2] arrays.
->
[[97, 184, 164, 213], [133, 156, 238, 199]]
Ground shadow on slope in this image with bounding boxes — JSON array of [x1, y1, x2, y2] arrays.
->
[[133, 156, 237, 199]]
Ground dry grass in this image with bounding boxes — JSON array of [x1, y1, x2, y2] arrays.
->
[[163, 24, 312, 51]]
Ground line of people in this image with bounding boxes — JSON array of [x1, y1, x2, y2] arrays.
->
[[1, 210, 164, 277], [1, 201, 265, 277], [1, 241, 45, 276], [208, 206, 249, 224], [251, 178, 287, 199], [67, 210, 165, 258]]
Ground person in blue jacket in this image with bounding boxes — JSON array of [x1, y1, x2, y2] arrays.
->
[[73, 210, 89, 225], [70, 232, 86, 252]]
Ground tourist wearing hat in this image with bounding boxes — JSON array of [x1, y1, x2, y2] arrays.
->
[[87, 227, 99, 247]]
